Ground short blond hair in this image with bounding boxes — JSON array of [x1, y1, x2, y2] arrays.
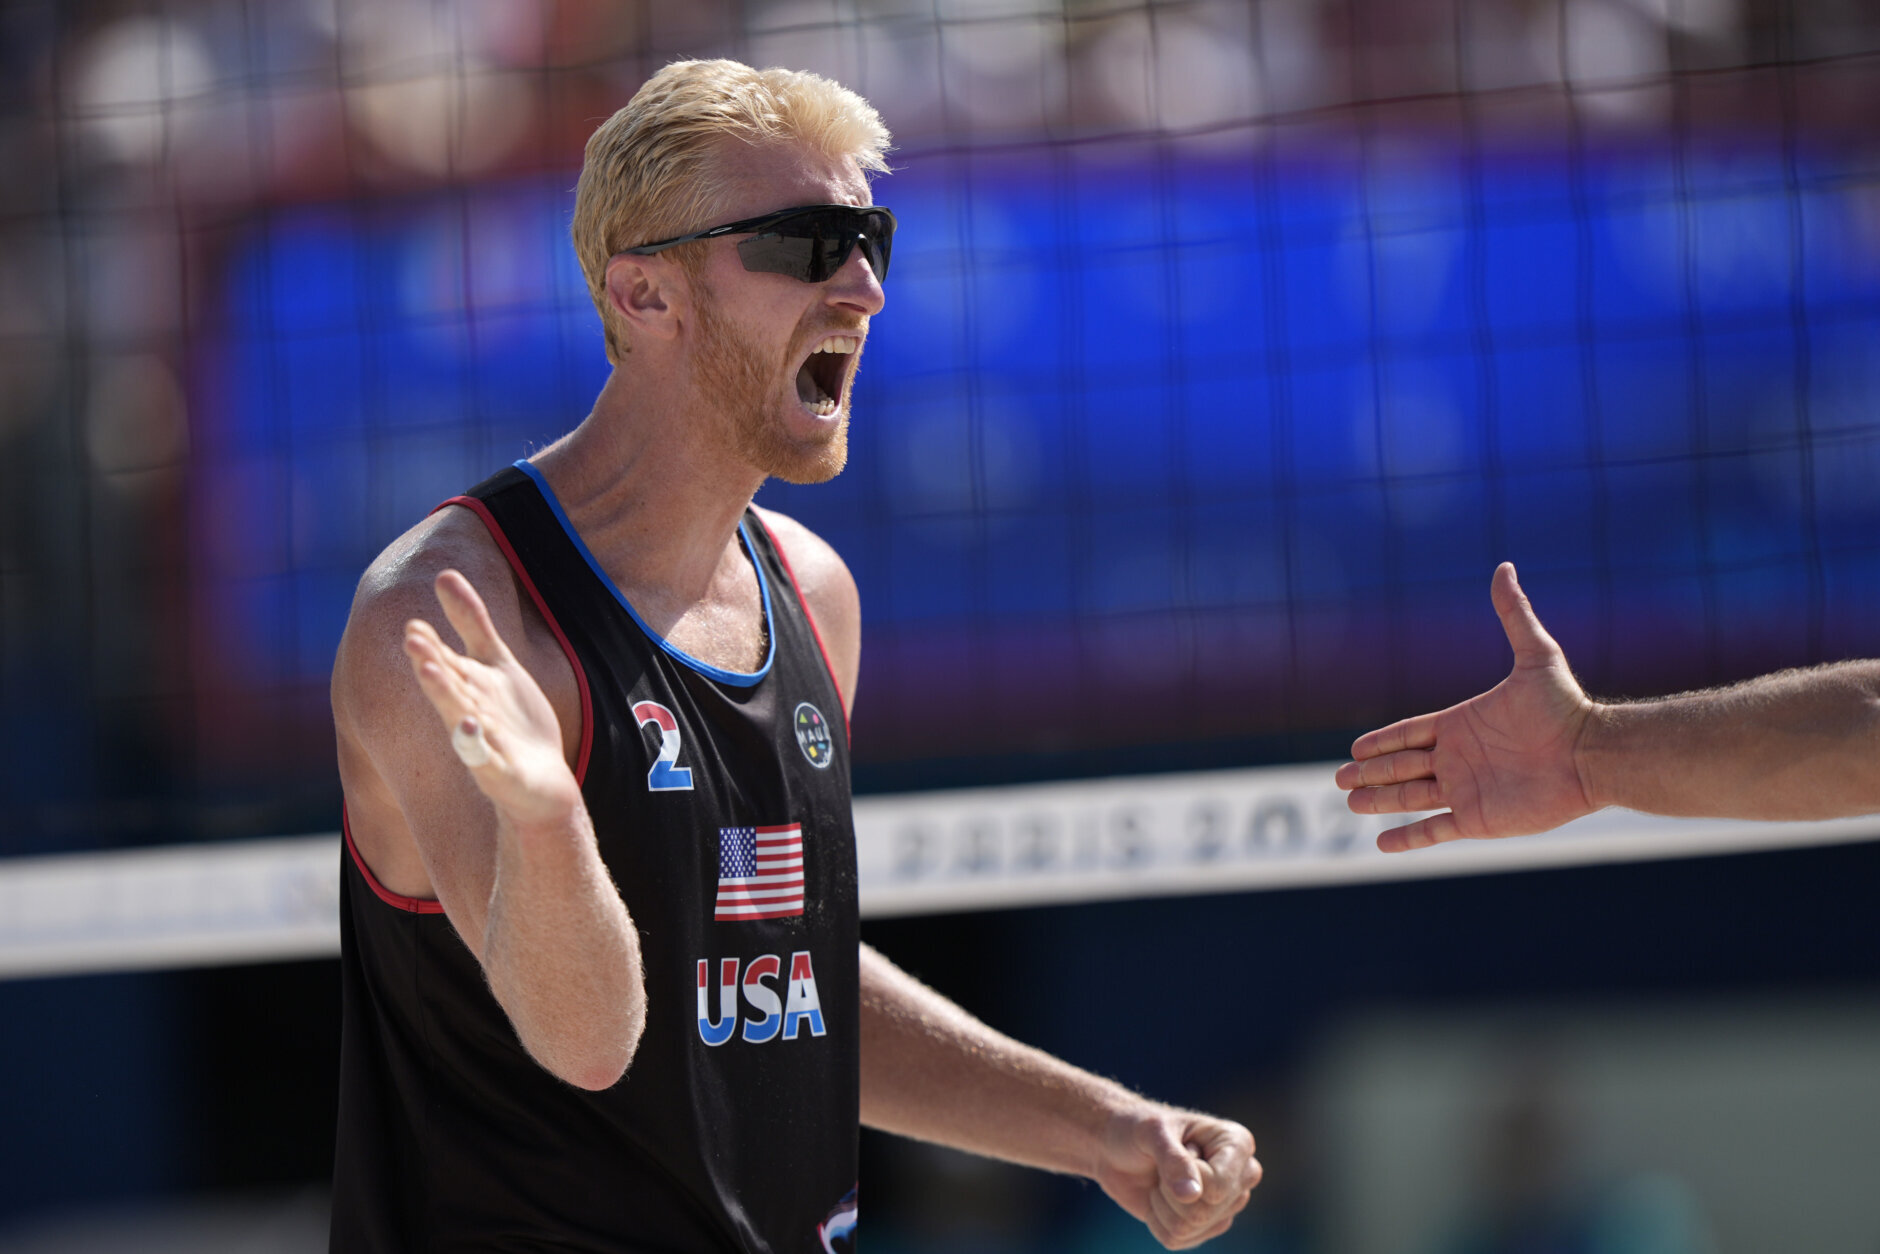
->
[[571, 59, 892, 365]]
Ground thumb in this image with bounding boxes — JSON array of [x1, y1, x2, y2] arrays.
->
[[1489, 562, 1558, 666], [1144, 1122, 1204, 1203]]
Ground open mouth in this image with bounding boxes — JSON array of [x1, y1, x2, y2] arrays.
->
[[794, 335, 862, 417]]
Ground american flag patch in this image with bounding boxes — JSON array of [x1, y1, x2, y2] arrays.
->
[[714, 825, 805, 921]]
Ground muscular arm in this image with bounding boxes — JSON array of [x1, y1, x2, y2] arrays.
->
[[1581, 661, 1880, 820], [858, 945, 1257, 1248], [761, 509, 1259, 1249], [1339, 562, 1880, 851], [333, 518, 644, 1090]]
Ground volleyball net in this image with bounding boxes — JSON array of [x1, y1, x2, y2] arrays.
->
[[2, 0, 1879, 974], [5, 775, 1876, 980]]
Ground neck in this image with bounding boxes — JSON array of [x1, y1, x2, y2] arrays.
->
[[529, 367, 766, 606]]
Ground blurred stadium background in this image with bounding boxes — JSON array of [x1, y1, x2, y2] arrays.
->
[[3, 0, 1880, 1249]]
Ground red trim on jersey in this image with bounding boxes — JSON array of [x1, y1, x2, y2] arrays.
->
[[435, 495, 595, 784], [342, 807, 445, 914], [754, 516, 851, 741]]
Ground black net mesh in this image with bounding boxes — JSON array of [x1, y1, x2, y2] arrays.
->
[[2, 0, 1878, 851]]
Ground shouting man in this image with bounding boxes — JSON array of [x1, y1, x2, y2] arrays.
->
[[328, 59, 1259, 1252]]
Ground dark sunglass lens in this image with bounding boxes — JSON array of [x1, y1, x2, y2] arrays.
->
[[808, 230, 845, 283], [736, 234, 817, 280], [735, 208, 894, 282], [862, 217, 892, 281], [850, 210, 892, 281]]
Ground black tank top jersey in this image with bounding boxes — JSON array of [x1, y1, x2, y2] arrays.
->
[[331, 461, 860, 1254]]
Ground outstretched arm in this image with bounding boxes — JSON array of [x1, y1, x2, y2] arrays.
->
[[1338, 562, 1880, 851], [1580, 659, 1880, 822], [858, 945, 1260, 1250]]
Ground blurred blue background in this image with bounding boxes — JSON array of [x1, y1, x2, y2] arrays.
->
[[202, 142, 1880, 770], [2, 0, 1879, 1249]]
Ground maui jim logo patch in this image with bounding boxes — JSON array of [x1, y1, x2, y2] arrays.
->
[[794, 702, 834, 769]]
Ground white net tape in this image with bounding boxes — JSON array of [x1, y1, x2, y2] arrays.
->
[[3, 763, 1876, 979]]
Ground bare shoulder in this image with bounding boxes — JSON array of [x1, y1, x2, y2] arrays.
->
[[332, 506, 520, 728], [351, 507, 517, 629], [751, 506, 861, 711], [330, 506, 535, 899]]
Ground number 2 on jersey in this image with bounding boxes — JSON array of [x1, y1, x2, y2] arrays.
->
[[632, 701, 695, 792]]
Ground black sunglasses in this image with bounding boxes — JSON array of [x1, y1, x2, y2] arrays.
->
[[620, 203, 896, 284]]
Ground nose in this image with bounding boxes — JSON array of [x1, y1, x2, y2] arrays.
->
[[825, 242, 885, 317]]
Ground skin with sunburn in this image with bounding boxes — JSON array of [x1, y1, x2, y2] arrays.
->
[[330, 133, 1258, 1248], [1336, 561, 1880, 851]]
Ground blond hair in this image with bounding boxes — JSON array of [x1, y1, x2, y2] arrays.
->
[[571, 60, 892, 365]]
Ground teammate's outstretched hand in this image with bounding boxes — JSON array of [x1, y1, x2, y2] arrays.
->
[[1336, 562, 1598, 852], [403, 570, 582, 830], [1092, 1103, 1259, 1249]]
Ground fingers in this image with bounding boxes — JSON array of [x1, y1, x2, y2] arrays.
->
[[1142, 1120, 1204, 1205], [399, 569, 512, 720], [1377, 810, 1461, 853], [1171, 1189, 1253, 1249], [1145, 1187, 1210, 1249], [1196, 1191, 1253, 1243], [403, 619, 470, 709], [1335, 748, 1434, 792], [433, 569, 515, 666], [1146, 1179, 1256, 1250], [403, 623, 494, 747], [1140, 1116, 1259, 1248], [1349, 712, 1438, 762], [1344, 777, 1443, 815], [1489, 561, 1562, 667], [1192, 1129, 1258, 1209]]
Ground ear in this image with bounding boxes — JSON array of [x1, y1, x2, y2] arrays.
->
[[603, 253, 687, 345]]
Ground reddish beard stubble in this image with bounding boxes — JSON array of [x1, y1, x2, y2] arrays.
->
[[690, 269, 852, 486]]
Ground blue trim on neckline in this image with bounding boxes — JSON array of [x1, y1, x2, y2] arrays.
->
[[512, 459, 775, 687]]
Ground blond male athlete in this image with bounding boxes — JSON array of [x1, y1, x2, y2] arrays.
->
[[1339, 561, 1880, 850], [328, 60, 1259, 1252]]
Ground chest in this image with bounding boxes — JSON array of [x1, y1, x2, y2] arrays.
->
[[582, 643, 847, 835], [649, 594, 768, 677], [573, 643, 856, 973]]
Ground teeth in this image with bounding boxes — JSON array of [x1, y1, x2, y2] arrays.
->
[[802, 337, 853, 416]]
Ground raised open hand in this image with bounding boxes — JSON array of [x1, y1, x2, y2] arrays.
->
[[402, 570, 583, 831], [1336, 563, 1599, 852], [1092, 1104, 1260, 1249]]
